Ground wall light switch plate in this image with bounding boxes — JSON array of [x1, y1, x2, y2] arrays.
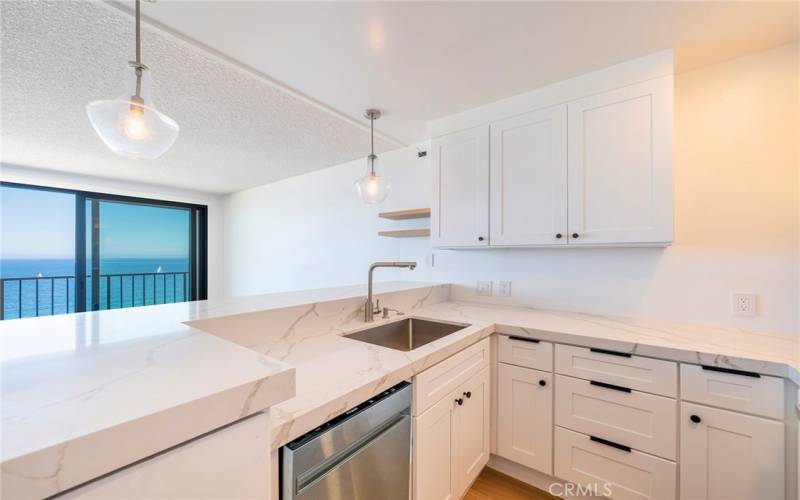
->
[[476, 281, 493, 297], [732, 293, 757, 317], [498, 281, 512, 297]]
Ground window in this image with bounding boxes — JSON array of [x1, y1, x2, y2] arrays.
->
[[0, 182, 207, 319]]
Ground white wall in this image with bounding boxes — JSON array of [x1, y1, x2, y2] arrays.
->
[[0, 164, 226, 298], [225, 43, 799, 335], [223, 146, 433, 296], [434, 43, 799, 335]]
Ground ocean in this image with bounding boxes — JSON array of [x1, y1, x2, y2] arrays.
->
[[1, 258, 190, 319]]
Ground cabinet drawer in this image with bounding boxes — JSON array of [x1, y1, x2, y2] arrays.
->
[[498, 335, 553, 371], [413, 338, 490, 415], [680, 364, 784, 419], [554, 427, 676, 500], [555, 344, 677, 397], [554, 375, 676, 460]]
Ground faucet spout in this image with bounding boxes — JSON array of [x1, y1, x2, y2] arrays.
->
[[365, 261, 417, 322]]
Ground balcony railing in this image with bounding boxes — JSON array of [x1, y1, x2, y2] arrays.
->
[[0, 272, 190, 320]]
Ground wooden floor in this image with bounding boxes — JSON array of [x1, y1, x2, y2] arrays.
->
[[464, 467, 559, 500]]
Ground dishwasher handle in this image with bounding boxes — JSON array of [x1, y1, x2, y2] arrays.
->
[[295, 413, 410, 495]]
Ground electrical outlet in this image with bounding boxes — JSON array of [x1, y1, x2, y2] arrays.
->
[[476, 280, 493, 297], [498, 281, 512, 297], [732, 293, 757, 317]]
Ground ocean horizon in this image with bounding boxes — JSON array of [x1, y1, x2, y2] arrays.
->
[[1, 257, 191, 319]]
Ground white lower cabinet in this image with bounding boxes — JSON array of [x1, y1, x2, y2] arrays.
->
[[61, 413, 270, 499], [554, 427, 677, 500], [680, 402, 785, 500], [415, 337, 791, 500], [414, 390, 457, 500], [496, 363, 553, 474], [413, 366, 490, 500], [453, 367, 491, 494]]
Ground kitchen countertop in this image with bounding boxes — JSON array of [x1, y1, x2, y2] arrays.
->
[[265, 299, 799, 449], [0, 281, 438, 499], [3, 281, 798, 497], [182, 286, 800, 451]]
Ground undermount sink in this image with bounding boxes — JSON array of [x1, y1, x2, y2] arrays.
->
[[344, 318, 470, 352]]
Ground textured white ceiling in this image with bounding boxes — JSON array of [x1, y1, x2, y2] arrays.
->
[[0, 1, 398, 194], [144, 1, 799, 145], [2, 1, 797, 194]]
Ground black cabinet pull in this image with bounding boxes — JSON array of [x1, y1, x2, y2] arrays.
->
[[454, 398, 463, 406], [478, 236, 485, 242], [701, 365, 760, 378], [590, 436, 631, 452], [589, 347, 632, 358], [538, 380, 547, 387], [572, 233, 579, 238], [463, 391, 471, 399], [590, 380, 631, 393], [690, 414, 701, 423], [556, 233, 563, 239], [508, 335, 540, 344]]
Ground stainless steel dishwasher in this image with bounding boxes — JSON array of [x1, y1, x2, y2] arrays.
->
[[281, 382, 411, 500]]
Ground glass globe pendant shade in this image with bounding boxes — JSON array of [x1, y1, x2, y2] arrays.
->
[[355, 154, 391, 204], [86, 64, 179, 160]]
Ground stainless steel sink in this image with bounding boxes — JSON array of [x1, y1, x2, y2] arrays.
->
[[343, 318, 469, 352]]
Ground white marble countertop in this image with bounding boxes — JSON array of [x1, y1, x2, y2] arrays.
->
[[182, 286, 800, 451], [0, 281, 436, 498], [4, 281, 798, 497]]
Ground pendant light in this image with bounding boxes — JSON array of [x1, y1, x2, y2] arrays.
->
[[355, 109, 391, 204], [86, 0, 179, 160]]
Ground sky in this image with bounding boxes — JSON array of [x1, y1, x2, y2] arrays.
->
[[1, 186, 190, 259]]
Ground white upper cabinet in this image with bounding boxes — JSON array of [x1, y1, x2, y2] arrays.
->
[[430, 51, 674, 249], [431, 125, 490, 247], [567, 76, 673, 245], [490, 105, 568, 246]]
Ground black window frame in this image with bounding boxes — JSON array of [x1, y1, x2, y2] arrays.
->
[[0, 181, 208, 315]]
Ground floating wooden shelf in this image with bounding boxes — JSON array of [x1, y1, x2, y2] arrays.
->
[[378, 208, 431, 220], [378, 229, 431, 238]]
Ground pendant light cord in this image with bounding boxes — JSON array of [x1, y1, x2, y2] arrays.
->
[[133, 0, 143, 100], [135, 0, 141, 65], [369, 112, 375, 173]]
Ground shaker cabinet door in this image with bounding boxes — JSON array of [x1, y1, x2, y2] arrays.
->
[[490, 105, 568, 246], [680, 402, 784, 500], [453, 367, 491, 496], [497, 363, 553, 474], [431, 125, 490, 248], [413, 395, 456, 500], [567, 76, 673, 245]]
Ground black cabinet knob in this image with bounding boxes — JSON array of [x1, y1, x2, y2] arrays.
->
[[478, 236, 485, 242], [538, 380, 547, 387], [455, 398, 464, 406], [572, 233, 579, 238], [690, 414, 701, 423], [556, 233, 563, 239], [463, 391, 471, 399]]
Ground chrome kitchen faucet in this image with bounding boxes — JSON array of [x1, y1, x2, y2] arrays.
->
[[365, 261, 417, 322]]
